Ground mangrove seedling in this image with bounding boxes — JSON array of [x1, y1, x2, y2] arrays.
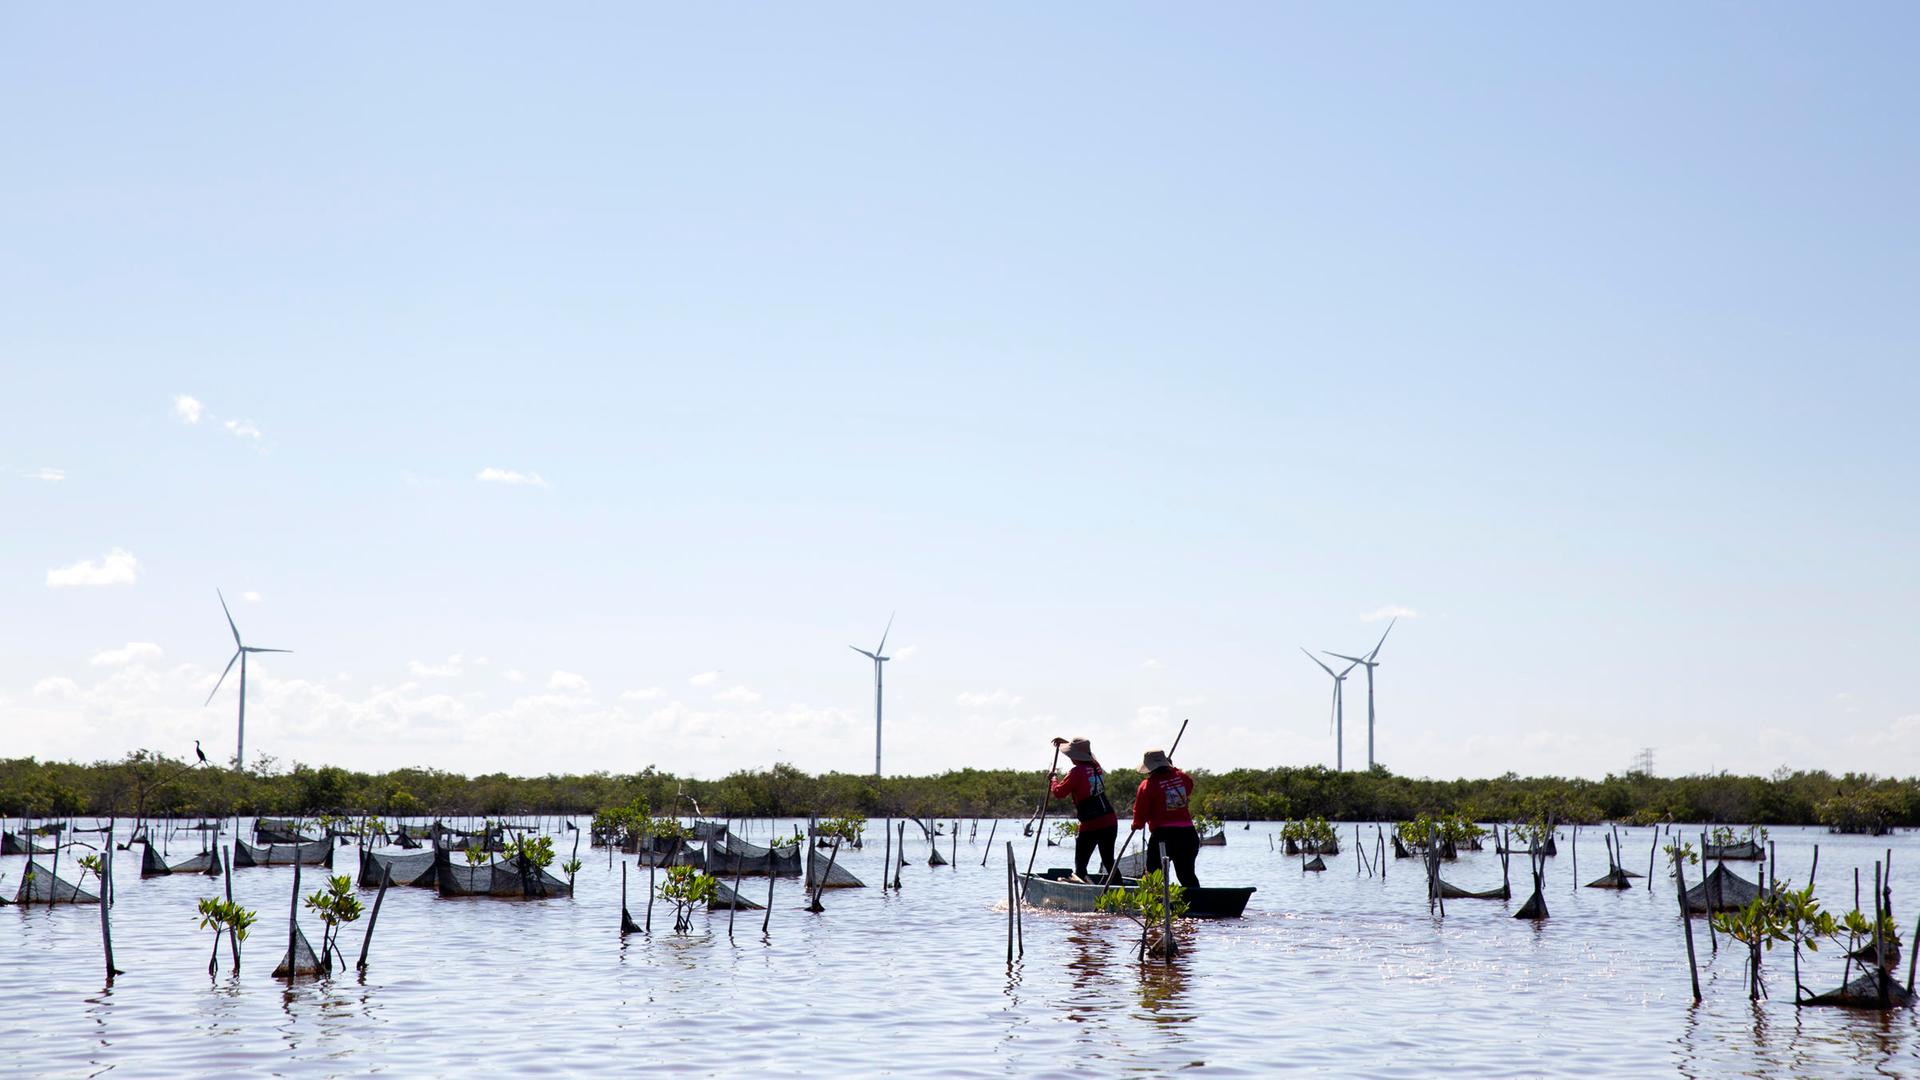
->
[[1050, 820, 1079, 842], [1096, 869, 1189, 957], [303, 873, 364, 971], [657, 864, 719, 932], [815, 815, 866, 845], [76, 853, 104, 891], [197, 896, 258, 976]]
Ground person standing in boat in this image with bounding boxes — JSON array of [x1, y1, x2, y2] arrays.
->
[[1048, 737, 1118, 882], [1133, 748, 1200, 888]]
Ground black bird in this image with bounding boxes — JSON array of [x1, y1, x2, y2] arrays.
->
[[195, 739, 208, 765]]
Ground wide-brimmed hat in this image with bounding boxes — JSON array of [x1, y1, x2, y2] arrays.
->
[[1063, 738, 1095, 764], [1140, 748, 1171, 772]]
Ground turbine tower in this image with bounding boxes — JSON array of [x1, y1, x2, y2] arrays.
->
[[1322, 618, 1396, 771], [205, 589, 291, 771], [1302, 648, 1359, 771], [850, 613, 894, 778]]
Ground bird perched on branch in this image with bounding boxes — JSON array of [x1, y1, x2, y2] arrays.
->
[[195, 739, 208, 765]]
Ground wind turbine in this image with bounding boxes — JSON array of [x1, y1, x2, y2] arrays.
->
[[204, 589, 291, 771], [1323, 618, 1396, 772], [850, 614, 894, 778], [1301, 648, 1359, 771]]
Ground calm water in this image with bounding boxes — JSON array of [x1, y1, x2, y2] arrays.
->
[[3, 820, 1918, 1077]]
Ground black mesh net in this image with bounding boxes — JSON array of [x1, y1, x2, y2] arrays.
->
[[1436, 877, 1510, 900], [234, 839, 334, 868], [1585, 868, 1635, 889], [12, 861, 100, 905], [358, 848, 437, 888], [272, 924, 325, 978], [1301, 855, 1327, 871], [1683, 865, 1759, 913], [709, 880, 765, 910], [2, 832, 56, 856], [432, 846, 569, 898], [706, 836, 800, 877], [1514, 887, 1549, 920], [1704, 840, 1764, 861], [140, 844, 219, 878]]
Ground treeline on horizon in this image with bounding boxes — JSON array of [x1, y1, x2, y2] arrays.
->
[[0, 753, 1913, 832]]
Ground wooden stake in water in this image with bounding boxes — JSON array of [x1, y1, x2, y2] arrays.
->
[[729, 853, 746, 939], [645, 855, 655, 934], [99, 833, 121, 983], [1673, 851, 1702, 1002], [980, 820, 998, 867], [358, 864, 391, 972], [285, 858, 303, 980], [223, 846, 240, 971], [762, 850, 775, 935], [882, 816, 891, 886], [1161, 842, 1176, 962]]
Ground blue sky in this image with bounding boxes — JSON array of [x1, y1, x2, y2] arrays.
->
[[2, 5, 1915, 780]]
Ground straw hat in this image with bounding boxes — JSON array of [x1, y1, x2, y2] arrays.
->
[[1062, 738, 1095, 764], [1140, 748, 1172, 772]]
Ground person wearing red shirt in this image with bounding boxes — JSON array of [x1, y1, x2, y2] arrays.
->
[[1048, 737, 1118, 882], [1132, 748, 1200, 888]]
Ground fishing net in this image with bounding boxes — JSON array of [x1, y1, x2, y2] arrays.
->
[[1514, 887, 1549, 920], [928, 847, 949, 866], [706, 836, 800, 877], [140, 844, 219, 878], [1703, 840, 1763, 861], [272, 924, 325, 978], [12, 861, 100, 905], [359, 848, 437, 888], [1301, 855, 1327, 872], [806, 854, 864, 889], [1283, 838, 1340, 857], [1585, 868, 1635, 890], [1436, 877, 1510, 900], [2, 832, 56, 856], [432, 846, 568, 899], [1803, 970, 1912, 1009], [234, 839, 334, 868], [709, 880, 765, 910], [1683, 865, 1759, 913], [395, 823, 436, 840], [690, 821, 729, 842], [255, 825, 316, 844], [1392, 836, 1414, 859]]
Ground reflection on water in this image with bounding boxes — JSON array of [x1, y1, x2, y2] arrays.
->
[[4, 821, 1920, 1076]]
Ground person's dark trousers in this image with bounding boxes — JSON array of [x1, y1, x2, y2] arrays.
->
[[1146, 826, 1201, 888], [1074, 823, 1117, 878]]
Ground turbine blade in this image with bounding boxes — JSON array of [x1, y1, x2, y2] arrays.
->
[[850, 646, 878, 660], [1368, 618, 1396, 660], [1323, 651, 1367, 664], [1300, 647, 1336, 677], [246, 647, 292, 654], [206, 650, 241, 705], [218, 589, 241, 647], [875, 611, 895, 656]]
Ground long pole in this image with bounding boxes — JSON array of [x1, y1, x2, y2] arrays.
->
[[1365, 664, 1375, 770], [1022, 746, 1062, 885], [873, 658, 883, 778], [1674, 851, 1702, 1002]]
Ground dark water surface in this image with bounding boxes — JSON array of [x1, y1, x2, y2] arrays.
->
[[4, 821, 1919, 1077]]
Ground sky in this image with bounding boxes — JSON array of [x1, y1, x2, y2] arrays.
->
[[2, 5, 1916, 782]]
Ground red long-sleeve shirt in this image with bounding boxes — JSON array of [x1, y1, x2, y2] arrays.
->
[[1050, 763, 1118, 831], [1132, 767, 1196, 831]]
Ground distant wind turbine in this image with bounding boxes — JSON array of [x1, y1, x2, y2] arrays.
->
[[851, 614, 894, 778], [1302, 648, 1359, 771], [204, 589, 291, 771], [1322, 618, 1396, 772]]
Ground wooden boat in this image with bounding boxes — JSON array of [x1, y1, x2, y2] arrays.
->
[[1020, 869, 1255, 918]]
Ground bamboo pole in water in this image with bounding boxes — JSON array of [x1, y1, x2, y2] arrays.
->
[[645, 856, 655, 934], [223, 847, 240, 971], [99, 833, 120, 983], [1809, 844, 1819, 889], [1875, 861, 1890, 1009], [951, 821, 958, 867], [284, 859, 302, 980], [1161, 843, 1176, 962], [882, 817, 891, 885], [762, 850, 775, 935], [728, 854, 745, 939], [896, 822, 907, 889], [980, 820, 997, 867], [1672, 851, 1702, 1002], [1005, 848, 1015, 964], [358, 864, 391, 971]]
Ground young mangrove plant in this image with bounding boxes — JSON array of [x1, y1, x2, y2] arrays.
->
[[1281, 817, 1337, 853], [302, 873, 364, 971], [197, 896, 258, 976], [657, 864, 719, 932], [1096, 869, 1189, 958]]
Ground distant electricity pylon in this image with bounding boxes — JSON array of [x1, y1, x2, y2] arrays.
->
[[1632, 747, 1655, 775]]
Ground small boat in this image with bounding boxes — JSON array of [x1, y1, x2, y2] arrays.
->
[[1020, 869, 1255, 918]]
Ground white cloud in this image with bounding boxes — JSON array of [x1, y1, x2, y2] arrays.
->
[[172, 394, 203, 424], [408, 655, 465, 678], [32, 676, 80, 698], [548, 670, 591, 692], [503, 669, 527, 683], [1176, 694, 1208, 707], [956, 689, 1024, 708], [46, 548, 140, 588], [224, 419, 263, 441], [1362, 606, 1421, 622], [243, 591, 262, 602], [23, 467, 64, 482], [892, 645, 918, 661], [90, 642, 163, 667], [476, 467, 548, 488], [714, 685, 763, 705], [621, 687, 665, 701], [1141, 658, 1165, 670], [689, 670, 720, 687]]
